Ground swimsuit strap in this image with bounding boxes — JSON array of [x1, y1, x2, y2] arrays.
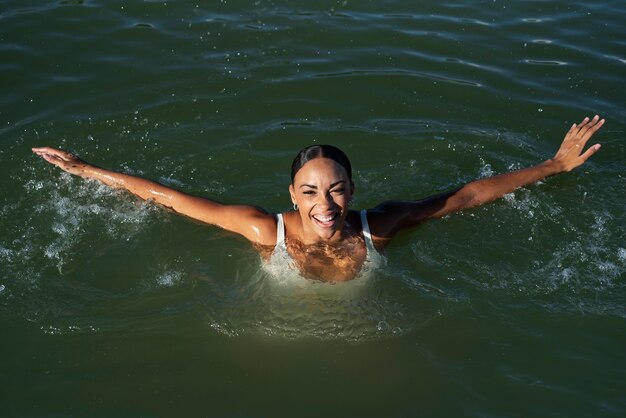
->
[[275, 213, 286, 247], [277, 211, 375, 253], [360, 210, 376, 254]]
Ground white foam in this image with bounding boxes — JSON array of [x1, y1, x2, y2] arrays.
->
[[40, 324, 98, 335], [261, 250, 384, 291], [156, 270, 183, 287], [2, 168, 165, 282], [478, 157, 494, 178], [0, 246, 14, 262], [503, 188, 540, 219]]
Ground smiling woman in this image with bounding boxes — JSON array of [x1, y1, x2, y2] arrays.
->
[[32, 115, 604, 282]]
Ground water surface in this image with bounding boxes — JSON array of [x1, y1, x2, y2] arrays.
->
[[1, 0, 624, 416]]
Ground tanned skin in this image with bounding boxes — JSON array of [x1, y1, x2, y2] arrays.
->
[[33, 115, 604, 281]]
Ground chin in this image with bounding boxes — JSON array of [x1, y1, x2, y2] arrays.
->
[[312, 219, 344, 240]]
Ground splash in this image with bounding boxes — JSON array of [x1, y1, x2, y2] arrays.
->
[[0, 166, 162, 326], [195, 251, 417, 342]]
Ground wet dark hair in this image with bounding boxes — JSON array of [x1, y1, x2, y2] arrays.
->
[[290, 145, 352, 184]]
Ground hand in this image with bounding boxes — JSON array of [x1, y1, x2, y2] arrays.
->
[[552, 115, 604, 172], [32, 147, 88, 176]]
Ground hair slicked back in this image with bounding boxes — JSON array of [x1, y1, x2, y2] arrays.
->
[[290, 145, 352, 184]]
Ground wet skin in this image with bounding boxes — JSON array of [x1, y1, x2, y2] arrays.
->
[[32, 115, 606, 282], [288, 157, 355, 244]]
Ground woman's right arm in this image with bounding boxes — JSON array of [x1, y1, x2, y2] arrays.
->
[[31, 147, 277, 245]]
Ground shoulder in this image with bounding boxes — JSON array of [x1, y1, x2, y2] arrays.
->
[[359, 204, 410, 247], [281, 210, 302, 239], [348, 209, 364, 227], [232, 207, 278, 246]]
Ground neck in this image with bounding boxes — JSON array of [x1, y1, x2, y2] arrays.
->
[[299, 218, 355, 245]]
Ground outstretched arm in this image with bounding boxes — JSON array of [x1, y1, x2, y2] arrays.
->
[[369, 115, 605, 242], [31, 147, 277, 245]]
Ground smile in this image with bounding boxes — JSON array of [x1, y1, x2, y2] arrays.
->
[[312, 213, 338, 227]]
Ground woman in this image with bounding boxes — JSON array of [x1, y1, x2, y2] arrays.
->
[[33, 115, 604, 282]]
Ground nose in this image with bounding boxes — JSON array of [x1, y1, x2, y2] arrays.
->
[[317, 191, 334, 208]]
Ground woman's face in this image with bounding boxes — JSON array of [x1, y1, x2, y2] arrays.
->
[[289, 157, 354, 241]]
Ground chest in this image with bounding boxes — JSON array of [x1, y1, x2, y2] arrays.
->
[[285, 237, 368, 282]]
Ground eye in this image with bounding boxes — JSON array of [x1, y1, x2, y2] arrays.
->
[[331, 188, 345, 194], [303, 190, 315, 195]]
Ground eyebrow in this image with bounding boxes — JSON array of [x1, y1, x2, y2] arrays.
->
[[299, 180, 346, 189]]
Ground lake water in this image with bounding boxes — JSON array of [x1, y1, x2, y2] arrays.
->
[[1, 0, 624, 416]]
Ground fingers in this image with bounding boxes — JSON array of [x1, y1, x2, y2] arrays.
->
[[573, 115, 604, 139], [40, 152, 69, 169], [581, 116, 605, 141], [580, 143, 601, 161], [565, 115, 605, 151], [564, 116, 592, 140], [566, 122, 577, 136], [32, 147, 76, 162], [553, 114, 604, 171], [32, 146, 60, 155], [33, 147, 60, 159]]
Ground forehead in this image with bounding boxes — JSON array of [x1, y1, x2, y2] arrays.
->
[[293, 157, 349, 183]]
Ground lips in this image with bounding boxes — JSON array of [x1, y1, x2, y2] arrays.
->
[[312, 213, 338, 228]]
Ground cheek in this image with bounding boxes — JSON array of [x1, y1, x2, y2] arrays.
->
[[336, 194, 350, 207], [298, 197, 314, 209]]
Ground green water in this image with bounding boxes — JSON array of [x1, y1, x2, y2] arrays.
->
[[1, 0, 625, 416]]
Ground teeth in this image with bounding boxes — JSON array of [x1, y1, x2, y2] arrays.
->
[[314, 214, 335, 222]]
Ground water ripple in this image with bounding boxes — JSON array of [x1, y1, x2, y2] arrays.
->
[[523, 59, 569, 66], [313, 69, 483, 87]]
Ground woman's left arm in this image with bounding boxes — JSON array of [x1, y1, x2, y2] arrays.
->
[[369, 115, 605, 241]]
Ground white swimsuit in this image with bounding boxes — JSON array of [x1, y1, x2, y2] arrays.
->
[[266, 210, 383, 279]]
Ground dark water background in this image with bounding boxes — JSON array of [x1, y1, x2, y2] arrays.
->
[[1, 0, 624, 416]]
